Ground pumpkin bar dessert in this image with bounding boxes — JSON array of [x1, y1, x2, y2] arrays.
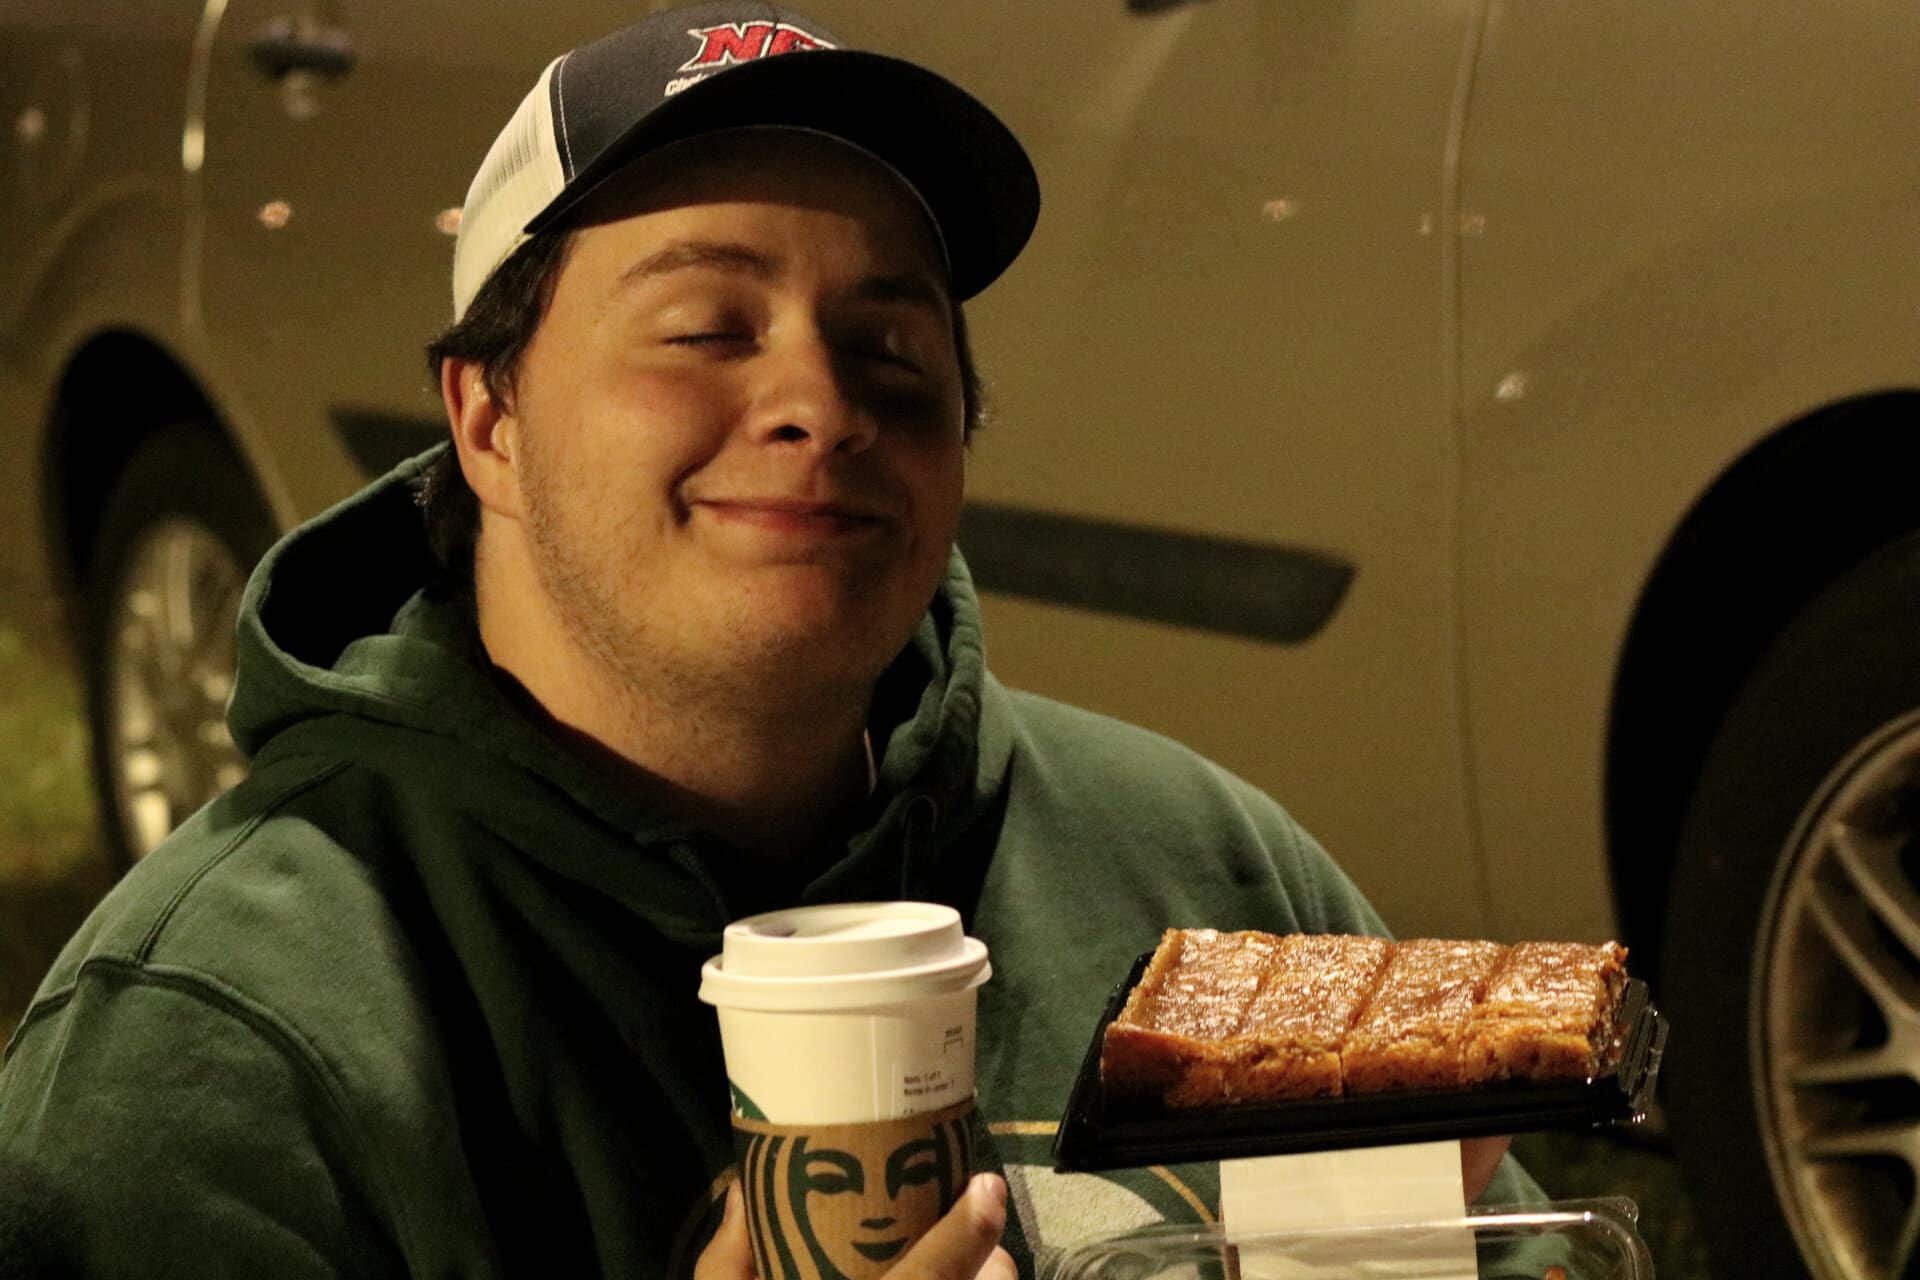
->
[[1100, 929, 1630, 1108], [1236, 932, 1394, 1100], [1097, 928, 1278, 1108], [1101, 929, 1392, 1106], [1461, 941, 1630, 1084], [1338, 938, 1506, 1094]]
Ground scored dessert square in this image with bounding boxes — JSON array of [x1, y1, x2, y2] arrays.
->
[[1477, 941, 1628, 1021], [1233, 933, 1392, 1101], [1122, 928, 1282, 1040], [1103, 928, 1284, 1106], [1463, 941, 1630, 1083], [1338, 938, 1506, 1093]]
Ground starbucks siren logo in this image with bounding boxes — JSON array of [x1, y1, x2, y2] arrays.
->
[[734, 1102, 975, 1280]]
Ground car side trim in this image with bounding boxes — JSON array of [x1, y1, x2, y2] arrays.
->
[[957, 502, 1352, 645]]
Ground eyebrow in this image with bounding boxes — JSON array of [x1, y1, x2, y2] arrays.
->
[[615, 239, 951, 316], [617, 240, 775, 289]]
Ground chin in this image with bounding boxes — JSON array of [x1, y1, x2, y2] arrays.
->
[[754, 572, 920, 631], [764, 608, 913, 669]]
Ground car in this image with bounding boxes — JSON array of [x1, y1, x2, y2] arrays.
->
[[3, 2, 1917, 1275]]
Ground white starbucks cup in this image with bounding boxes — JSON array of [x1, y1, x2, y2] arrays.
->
[[699, 902, 992, 1280]]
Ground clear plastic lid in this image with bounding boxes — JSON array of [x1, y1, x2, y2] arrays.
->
[[1047, 1198, 1652, 1280]]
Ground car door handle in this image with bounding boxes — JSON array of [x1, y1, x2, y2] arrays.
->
[[247, 17, 356, 81]]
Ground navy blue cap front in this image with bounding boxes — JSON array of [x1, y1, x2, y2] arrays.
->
[[524, 2, 1039, 300]]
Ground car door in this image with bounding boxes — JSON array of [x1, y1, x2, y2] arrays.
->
[[194, 0, 615, 523], [0, 2, 207, 626], [847, 0, 1492, 935]]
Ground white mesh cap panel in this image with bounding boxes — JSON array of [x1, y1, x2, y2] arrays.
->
[[451, 58, 568, 321]]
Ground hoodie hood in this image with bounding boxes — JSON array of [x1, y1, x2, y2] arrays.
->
[[227, 446, 1015, 941]]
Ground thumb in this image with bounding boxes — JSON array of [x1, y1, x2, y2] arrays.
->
[[890, 1173, 1009, 1280], [694, 1180, 756, 1280]]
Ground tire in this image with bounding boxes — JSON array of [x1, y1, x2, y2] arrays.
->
[[1661, 530, 1920, 1280], [82, 426, 276, 872]]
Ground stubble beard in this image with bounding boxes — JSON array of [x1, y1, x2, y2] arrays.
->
[[516, 430, 906, 732]]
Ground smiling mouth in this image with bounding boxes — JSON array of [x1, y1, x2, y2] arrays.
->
[[852, 1238, 907, 1262], [695, 500, 891, 538]]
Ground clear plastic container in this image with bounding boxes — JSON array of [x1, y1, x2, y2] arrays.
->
[[1048, 1198, 1653, 1280]]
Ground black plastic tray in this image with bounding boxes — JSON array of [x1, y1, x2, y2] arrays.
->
[[1052, 950, 1668, 1173]]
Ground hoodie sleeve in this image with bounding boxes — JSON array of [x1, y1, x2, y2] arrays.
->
[[0, 962, 406, 1279]]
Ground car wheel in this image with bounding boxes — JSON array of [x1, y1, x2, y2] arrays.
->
[[1661, 529, 1920, 1280], [83, 426, 276, 870]]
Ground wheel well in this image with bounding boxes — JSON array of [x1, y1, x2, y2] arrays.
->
[[1606, 390, 1920, 979], [42, 331, 238, 620]]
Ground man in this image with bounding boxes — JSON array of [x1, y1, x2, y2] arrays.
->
[[0, 3, 1530, 1275]]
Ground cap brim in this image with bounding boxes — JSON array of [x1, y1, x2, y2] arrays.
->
[[523, 49, 1039, 301]]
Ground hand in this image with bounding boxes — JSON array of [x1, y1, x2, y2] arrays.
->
[[695, 1172, 1017, 1280], [1460, 1135, 1513, 1202]]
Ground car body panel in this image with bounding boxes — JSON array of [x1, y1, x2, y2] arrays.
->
[[0, 2, 203, 634], [926, 0, 1495, 935], [1457, 0, 1920, 937]]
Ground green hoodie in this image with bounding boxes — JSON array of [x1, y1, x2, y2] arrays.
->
[[0, 451, 1539, 1276]]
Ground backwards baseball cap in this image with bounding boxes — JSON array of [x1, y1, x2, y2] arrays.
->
[[451, 0, 1040, 320]]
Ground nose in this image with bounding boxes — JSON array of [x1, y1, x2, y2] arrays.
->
[[860, 1217, 896, 1230], [747, 332, 878, 456]]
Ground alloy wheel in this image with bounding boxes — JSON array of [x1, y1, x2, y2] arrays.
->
[[1761, 707, 1920, 1279], [102, 518, 251, 857]]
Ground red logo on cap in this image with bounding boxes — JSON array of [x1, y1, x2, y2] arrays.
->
[[680, 22, 833, 70]]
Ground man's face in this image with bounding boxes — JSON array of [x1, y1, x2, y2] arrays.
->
[[499, 131, 967, 709]]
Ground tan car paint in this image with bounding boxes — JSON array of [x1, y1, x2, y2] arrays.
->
[[2, 0, 1917, 950], [1457, 0, 1920, 938]]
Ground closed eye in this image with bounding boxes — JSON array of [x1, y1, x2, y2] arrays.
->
[[862, 352, 924, 375], [843, 338, 926, 375]]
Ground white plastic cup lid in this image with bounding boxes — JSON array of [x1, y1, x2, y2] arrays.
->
[[698, 902, 991, 1013]]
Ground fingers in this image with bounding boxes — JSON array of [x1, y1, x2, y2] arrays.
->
[[697, 1171, 1013, 1280], [890, 1173, 1010, 1280], [693, 1180, 756, 1280], [1459, 1134, 1514, 1202]]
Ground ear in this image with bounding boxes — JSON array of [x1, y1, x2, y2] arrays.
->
[[441, 357, 526, 521]]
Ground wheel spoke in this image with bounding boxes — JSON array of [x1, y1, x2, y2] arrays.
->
[[1790, 1047, 1907, 1087], [122, 747, 164, 791], [1807, 880, 1920, 1027], [161, 528, 203, 653], [1799, 1118, 1920, 1163], [1829, 820, 1920, 963], [1897, 1200, 1920, 1280], [120, 597, 173, 688], [130, 791, 173, 854], [185, 574, 244, 678], [112, 670, 157, 745]]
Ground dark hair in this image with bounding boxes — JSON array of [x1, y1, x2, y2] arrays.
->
[[415, 231, 987, 586], [417, 229, 574, 587]]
